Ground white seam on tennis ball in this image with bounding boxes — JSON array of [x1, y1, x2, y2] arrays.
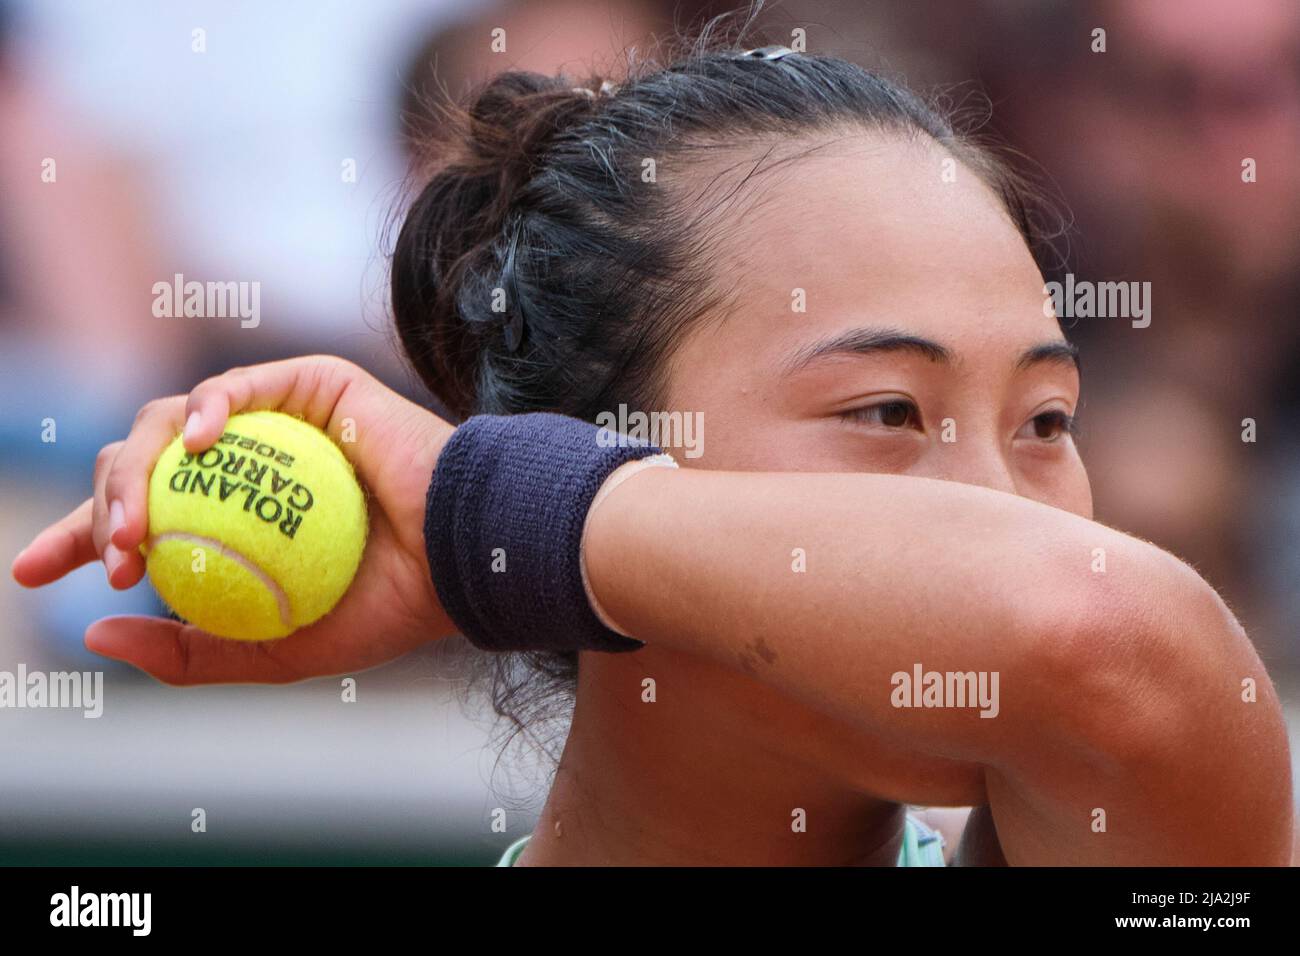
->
[[146, 532, 291, 630]]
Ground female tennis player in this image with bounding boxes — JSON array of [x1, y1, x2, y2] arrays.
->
[[11, 36, 1292, 866]]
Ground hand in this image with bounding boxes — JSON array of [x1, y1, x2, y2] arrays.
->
[[11, 355, 458, 684]]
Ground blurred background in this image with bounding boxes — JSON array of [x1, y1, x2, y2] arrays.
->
[[0, 0, 1296, 864]]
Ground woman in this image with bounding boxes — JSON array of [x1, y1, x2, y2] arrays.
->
[[11, 38, 1292, 866]]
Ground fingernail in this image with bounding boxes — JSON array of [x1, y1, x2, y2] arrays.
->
[[104, 543, 122, 584], [183, 411, 201, 443], [108, 500, 125, 545]]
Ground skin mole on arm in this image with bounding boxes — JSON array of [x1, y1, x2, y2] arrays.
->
[[737, 636, 779, 674], [753, 636, 778, 665]]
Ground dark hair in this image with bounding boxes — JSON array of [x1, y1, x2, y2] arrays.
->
[[390, 13, 1062, 766]]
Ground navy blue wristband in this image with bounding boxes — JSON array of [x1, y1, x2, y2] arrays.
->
[[424, 413, 661, 653]]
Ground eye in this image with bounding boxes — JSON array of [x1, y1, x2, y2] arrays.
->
[[1017, 409, 1077, 443], [839, 399, 921, 430]]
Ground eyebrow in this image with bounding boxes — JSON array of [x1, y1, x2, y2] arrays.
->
[[1016, 340, 1081, 373], [782, 327, 952, 375], [782, 326, 1081, 376]]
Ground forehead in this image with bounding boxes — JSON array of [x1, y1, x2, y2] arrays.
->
[[674, 132, 1058, 370]]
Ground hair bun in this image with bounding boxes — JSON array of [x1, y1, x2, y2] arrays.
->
[[466, 71, 600, 188], [391, 70, 603, 418]]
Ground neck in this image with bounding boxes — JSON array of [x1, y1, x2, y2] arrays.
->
[[516, 647, 903, 866]]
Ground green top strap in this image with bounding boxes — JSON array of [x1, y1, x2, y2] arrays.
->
[[495, 813, 945, 866]]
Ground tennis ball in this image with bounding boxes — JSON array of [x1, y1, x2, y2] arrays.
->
[[142, 410, 367, 640]]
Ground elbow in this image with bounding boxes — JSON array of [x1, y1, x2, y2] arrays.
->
[[1031, 542, 1292, 861]]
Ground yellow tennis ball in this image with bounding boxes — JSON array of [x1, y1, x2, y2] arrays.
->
[[142, 410, 368, 640]]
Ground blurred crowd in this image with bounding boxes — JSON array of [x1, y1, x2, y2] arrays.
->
[[1, 0, 1297, 852]]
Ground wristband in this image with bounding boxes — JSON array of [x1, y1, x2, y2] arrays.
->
[[424, 413, 664, 653]]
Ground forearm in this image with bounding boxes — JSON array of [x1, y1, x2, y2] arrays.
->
[[584, 466, 1292, 863], [586, 466, 1143, 760]]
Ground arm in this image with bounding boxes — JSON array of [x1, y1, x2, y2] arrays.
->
[[584, 465, 1293, 865], [951, 806, 1008, 866]]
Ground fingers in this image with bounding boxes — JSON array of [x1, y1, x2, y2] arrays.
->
[[17, 355, 392, 597], [11, 498, 97, 587], [92, 439, 140, 586], [18, 397, 185, 590], [85, 616, 304, 686], [100, 396, 187, 576], [101, 357, 370, 558], [182, 355, 368, 452]]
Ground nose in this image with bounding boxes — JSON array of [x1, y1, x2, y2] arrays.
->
[[927, 430, 1018, 496]]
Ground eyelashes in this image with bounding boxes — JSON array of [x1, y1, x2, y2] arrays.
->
[[837, 400, 1078, 442], [1025, 409, 1080, 442], [838, 399, 920, 430]]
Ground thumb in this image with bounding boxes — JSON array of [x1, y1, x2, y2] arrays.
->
[[85, 616, 304, 686]]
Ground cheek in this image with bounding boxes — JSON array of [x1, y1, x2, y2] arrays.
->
[[1069, 462, 1095, 520], [718, 409, 928, 473], [660, 367, 821, 472], [681, 415, 826, 472], [1025, 449, 1094, 519]]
